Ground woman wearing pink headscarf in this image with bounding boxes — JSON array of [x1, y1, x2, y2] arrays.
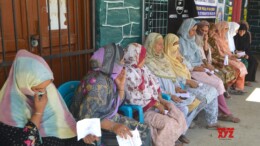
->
[[209, 21, 247, 94]]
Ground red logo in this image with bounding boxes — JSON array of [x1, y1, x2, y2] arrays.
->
[[217, 128, 234, 139]]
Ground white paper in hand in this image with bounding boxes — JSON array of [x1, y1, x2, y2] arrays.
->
[[224, 55, 229, 66], [76, 118, 101, 141], [237, 51, 246, 58], [175, 92, 190, 98], [116, 128, 142, 146]]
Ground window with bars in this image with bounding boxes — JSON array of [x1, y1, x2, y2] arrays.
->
[[143, 0, 169, 37]]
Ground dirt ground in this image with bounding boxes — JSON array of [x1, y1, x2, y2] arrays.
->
[[186, 56, 260, 146]]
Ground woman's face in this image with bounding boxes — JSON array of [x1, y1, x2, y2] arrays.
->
[[154, 37, 164, 55], [238, 30, 246, 36], [200, 26, 209, 36], [189, 25, 197, 37], [31, 79, 52, 93]]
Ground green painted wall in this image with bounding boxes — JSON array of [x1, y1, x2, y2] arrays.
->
[[95, 0, 142, 48]]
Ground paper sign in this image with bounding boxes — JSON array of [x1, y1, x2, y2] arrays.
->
[[76, 118, 101, 141], [116, 128, 142, 146]]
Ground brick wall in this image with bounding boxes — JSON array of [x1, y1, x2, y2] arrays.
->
[[247, 0, 260, 53], [95, 0, 142, 48]]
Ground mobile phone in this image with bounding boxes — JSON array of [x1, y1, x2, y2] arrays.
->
[[37, 91, 45, 100], [179, 97, 187, 100]]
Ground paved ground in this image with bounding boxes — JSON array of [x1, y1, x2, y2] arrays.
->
[[186, 56, 260, 146]]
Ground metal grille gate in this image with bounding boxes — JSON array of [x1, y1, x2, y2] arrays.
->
[[0, 0, 95, 87]]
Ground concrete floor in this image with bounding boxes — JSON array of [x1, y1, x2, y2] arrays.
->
[[186, 56, 260, 146]]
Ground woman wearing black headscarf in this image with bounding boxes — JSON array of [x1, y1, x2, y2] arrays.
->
[[234, 23, 258, 82]]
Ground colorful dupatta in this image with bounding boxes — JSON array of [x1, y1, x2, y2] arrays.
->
[[164, 33, 191, 79], [0, 50, 76, 138], [144, 33, 177, 81], [124, 43, 160, 107]]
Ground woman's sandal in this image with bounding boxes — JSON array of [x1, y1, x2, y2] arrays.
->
[[224, 92, 231, 99], [218, 115, 240, 123], [206, 123, 224, 130], [245, 81, 253, 87], [178, 135, 190, 144]]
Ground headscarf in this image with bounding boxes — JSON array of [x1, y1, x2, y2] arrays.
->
[[90, 43, 124, 80], [177, 18, 203, 67], [195, 20, 212, 63], [124, 43, 160, 107], [227, 22, 240, 53], [144, 33, 176, 81], [234, 23, 251, 53], [238, 23, 248, 31], [164, 33, 191, 79], [196, 20, 210, 36], [213, 21, 233, 56], [70, 43, 125, 121], [0, 50, 76, 138]]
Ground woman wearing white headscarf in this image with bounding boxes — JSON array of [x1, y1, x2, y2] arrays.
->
[[178, 18, 240, 123], [227, 22, 240, 53]]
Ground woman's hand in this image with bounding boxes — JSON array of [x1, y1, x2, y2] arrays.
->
[[112, 123, 132, 139], [206, 64, 215, 71], [34, 91, 48, 113], [163, 102, 172, 111], [83, 135, 99, 144], [156, 103, 166, 115], [193, 66, 205, 72], [175, 87, 187, 93], [187, 79, 199, 88], [115, 69, 126, 91], [171, 95, 182, 103]]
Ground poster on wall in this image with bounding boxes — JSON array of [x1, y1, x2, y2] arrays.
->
[[194, 0, 217, 18], [215, 0, 226, 22]]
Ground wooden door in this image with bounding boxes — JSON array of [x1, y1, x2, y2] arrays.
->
[[0, 0, 94, 87]]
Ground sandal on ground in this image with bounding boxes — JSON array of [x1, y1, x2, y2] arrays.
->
[[218, 115, 240, 123], [245, 81, 253, 87], [228, 89, 245, 95], [224, 92, 231, 99], [206, 123, 224, 130], [178, 135, 190, 144]]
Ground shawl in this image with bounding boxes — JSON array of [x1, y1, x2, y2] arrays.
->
[[227, 22, 240, 53], [164, 33, 191, 79], [214, 21, 233, 57], [177, 18, 203, 67], [0, 50, 76, 138], [234, 23, 251, 54], [124, 43, 160, 107], [144, 33, 177, 81], [70, 43, 124, 121]]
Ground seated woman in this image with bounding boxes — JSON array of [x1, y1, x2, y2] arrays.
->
[[208, 21, 247, 94], [195, 21, 237, 97], [124, 43, 187, 145], [164, 33, 223, 128], [144, 32, 204, 130], [234, 23, 258, 84], [0, 50, 94, 146], [177, 18, 240, 123], [69, 44, 151, 146]]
